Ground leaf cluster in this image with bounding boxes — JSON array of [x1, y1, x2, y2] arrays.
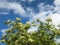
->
[[1, 17, 60, 45]]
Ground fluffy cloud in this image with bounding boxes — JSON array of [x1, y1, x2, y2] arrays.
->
[[54, 0, 60, 6], [56, 39, 60, 43], [53, 0, 60, 13], [28, 0, 34, 3], [0, 0, 60, 32], [8, 2, 26, 16], [0, 29, 7, 35], [51, 13, 60, 25], [0, 0, 7, 2], [28, 0, 60, 25], [28, 0, 60, 32], [0, 1, 26, 16], [51, 0, 60, 26], [28, 26, 38, 33], [20, 0, 34, 2], [0, 12, 8, 15], [0, 0, 60, 25]]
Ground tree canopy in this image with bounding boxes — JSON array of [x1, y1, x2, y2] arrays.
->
[[0, 17, 60, 45]]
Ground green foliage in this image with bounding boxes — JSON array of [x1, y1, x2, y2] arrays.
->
[[1, 17, 60, 45]]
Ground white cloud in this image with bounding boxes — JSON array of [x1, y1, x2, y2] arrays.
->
[[27, 2, 60, 31], [53, 0, 60, 13], [49, 0, 60, 26], [21, 0, 34, 2], [28, 0, 34, 2], [0, 12, 8, 15], [0, 29, 7, 35], [28, 26, 38, 33], [54, 0, 60, 6], [0, 0, 60, 24], [0, 0, 60, 32], [0, 0, 7, 2], [0, 2, 8, 8], [8, 2, 26, 16], [38, 3, 54, 11], [51, 13, 60, 25], [28, 3, 54, 23], [28, 2, 60, 25], [0, 1, 26, 16], [55, 39, 60, 43]]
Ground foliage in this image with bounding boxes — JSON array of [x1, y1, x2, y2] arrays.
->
[[0, 17, 60, 45]]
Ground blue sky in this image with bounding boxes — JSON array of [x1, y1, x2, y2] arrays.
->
[[0, 0, 60, 45]]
